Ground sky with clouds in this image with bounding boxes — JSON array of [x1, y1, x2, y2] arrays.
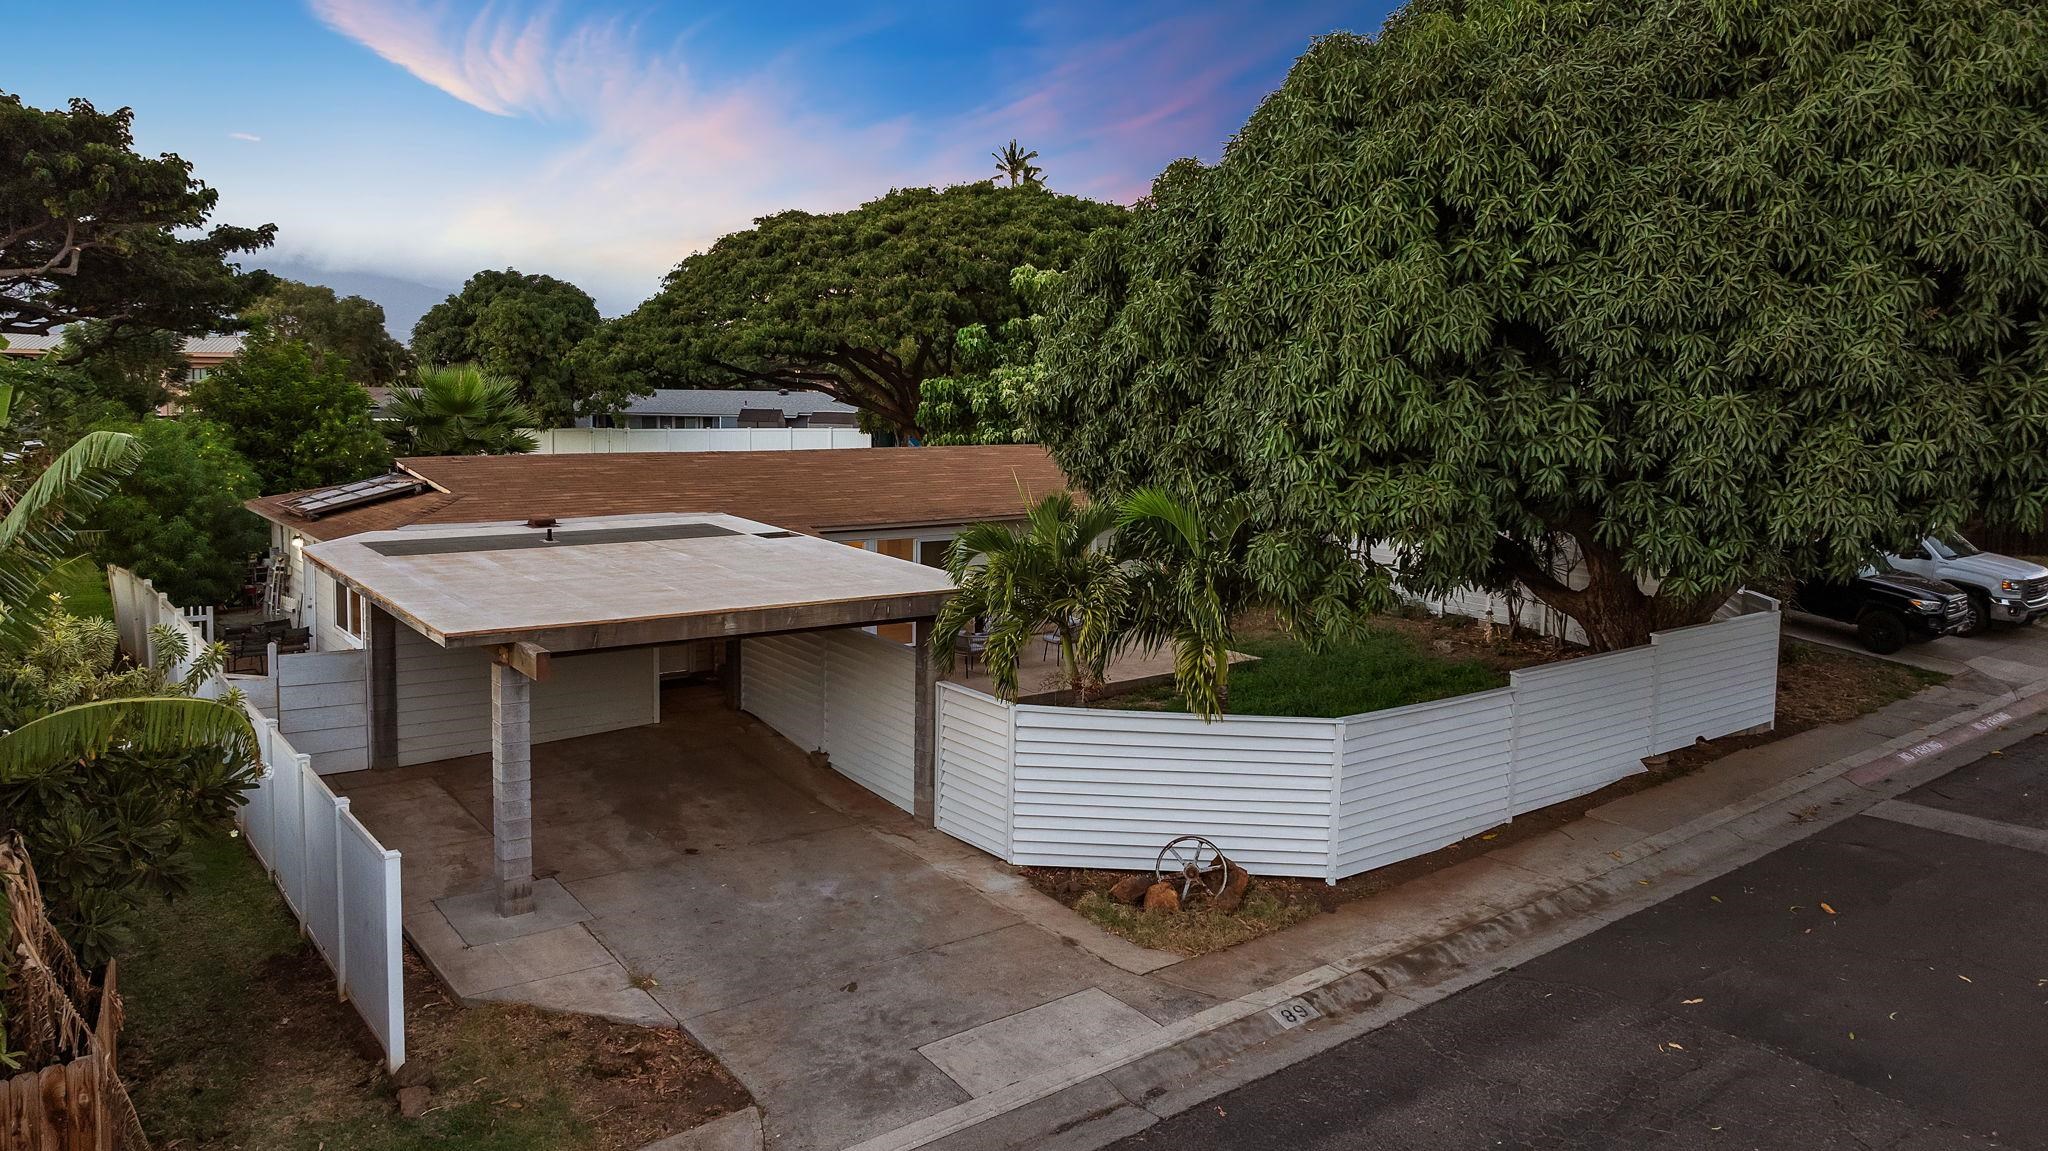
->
[[7, 1, 1400, 315]]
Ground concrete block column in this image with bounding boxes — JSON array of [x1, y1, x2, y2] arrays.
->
[[491, 661, 535, 917]]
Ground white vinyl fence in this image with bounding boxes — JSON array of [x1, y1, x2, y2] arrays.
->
[[741, 629, 918, 812], [533, 427, 870, 454], [936, 595, 1781, 882], [108, 568, 406, 1068]]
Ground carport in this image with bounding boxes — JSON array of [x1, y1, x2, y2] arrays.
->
[[306, 511, 954, 918]]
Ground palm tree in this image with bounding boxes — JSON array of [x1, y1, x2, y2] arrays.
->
[[0, 382, 254, 776], [386, 364, 539, 455], [992, 140, 1044, 188], [1113, 489, 1250, 720], [933, 491, 1124, 700]]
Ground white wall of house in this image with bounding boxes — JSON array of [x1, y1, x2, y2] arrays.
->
[[392, 625, 660, 767], [531, 427, 870, 454], [740, 629, 918, 813]]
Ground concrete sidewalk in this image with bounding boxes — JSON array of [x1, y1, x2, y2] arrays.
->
[[840, 664, 2048, 1151]]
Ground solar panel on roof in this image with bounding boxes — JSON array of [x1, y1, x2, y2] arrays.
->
[[282, 473, 427, 518]]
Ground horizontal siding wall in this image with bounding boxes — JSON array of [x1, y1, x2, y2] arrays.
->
[[392, 626, 658, 767], [822, 631, 917, 813], [1509, 647, 1656, 815], [740, 633, 829, 751], [275, 649, 369, 775], [1650, 610, 1780, 751], [936, 684, 1012, 859], [1334, 689, 1514, 876], [1009, 706, 1339, 878]]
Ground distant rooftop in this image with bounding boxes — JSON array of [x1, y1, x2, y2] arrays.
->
[[0, 330, 244, 358], [609, 389, 856, 419]]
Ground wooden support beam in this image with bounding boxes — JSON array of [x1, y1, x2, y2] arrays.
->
[[913, 616, 938, 827], [367, 606, 398, 770], [488, 640, 553, 682]]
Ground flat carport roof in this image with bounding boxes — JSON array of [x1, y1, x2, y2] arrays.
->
[[305, 512, 954, 921], [305, 512, 956, 652]]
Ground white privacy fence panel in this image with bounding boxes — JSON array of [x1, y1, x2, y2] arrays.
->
[[1651, 607, 1780, 750], [1508, 647, 1657, 815], [276, 649, 370, 774], [390, 626, 658, 766], [1010, 706, 1340, 878], [533, 427, 871, 454], [933, 599, 1783, 884], [822, 631, 917, 813], [235, 710, 406, 1069], [1334, 689, 1515, 876], [107, 568, 405, 1069], [936, 684, 1013, 859]]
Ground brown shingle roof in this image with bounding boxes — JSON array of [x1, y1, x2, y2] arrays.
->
[[245, 445, 1071, 542]]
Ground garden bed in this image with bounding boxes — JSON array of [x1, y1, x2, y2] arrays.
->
[[1030, 635, 1944, 956], [1095, 610, 1580, 717], [121, 833, 750, 1150]]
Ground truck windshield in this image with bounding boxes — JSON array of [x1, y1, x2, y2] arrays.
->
[[1929, 536, 1981, 560]]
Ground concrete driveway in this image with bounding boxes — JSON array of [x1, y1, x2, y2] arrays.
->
[[335, 684, 1214, 1151], [1784, 612, 2048, 688]]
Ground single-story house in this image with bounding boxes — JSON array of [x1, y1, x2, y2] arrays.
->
[[579, 388, 859, 430], [245, 445, 1065, 653]]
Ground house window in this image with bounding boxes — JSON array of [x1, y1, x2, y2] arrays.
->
[[333, 581, 368, 639]]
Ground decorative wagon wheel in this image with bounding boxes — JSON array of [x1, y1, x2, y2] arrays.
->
[[1154, 835, 1231, 903]]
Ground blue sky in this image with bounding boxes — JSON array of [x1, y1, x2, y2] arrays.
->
[[7, 1, 1400, 315]]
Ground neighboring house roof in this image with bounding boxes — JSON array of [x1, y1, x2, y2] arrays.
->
[[246, 445, 1068, 542], [0, 331, 244, 359], [608, 389, 857, 419]]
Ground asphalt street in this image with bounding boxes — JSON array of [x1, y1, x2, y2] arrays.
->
[[1111, 734, 2048, 1150]]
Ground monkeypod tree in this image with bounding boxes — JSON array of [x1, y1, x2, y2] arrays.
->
[[412, 269, 606, 426], [585, 184, 1126, 439], [1032, 0, 2048, 651], [1, 93, 273, 337]]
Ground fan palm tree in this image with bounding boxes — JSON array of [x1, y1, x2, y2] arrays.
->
[[0, 382, 254, 777], [1113, 488, 1250, 720], [386, 364, 539, 455], [992, 139, 1044, 188], [933, 490, 1124, 699]]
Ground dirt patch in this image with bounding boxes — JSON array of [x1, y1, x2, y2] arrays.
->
[[121, 834, 751, 1151], [1025, 636, 1945, 957]]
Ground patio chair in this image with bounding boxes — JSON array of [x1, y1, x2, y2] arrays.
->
[[954, 631, 987, 674], [277, 627, 312, 655]]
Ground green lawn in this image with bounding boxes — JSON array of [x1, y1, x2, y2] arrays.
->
[[46, 556, 113, 619], [1110, 626, 1507, 718], [119, 833, 746, 1150]]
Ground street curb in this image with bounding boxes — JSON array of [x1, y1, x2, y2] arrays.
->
[[841, 674, 2048, 1151]]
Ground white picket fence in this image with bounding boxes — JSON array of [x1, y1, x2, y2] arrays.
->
[[107, 568, 406, 1068], [935, 595, 1782, 882], [532, 426, 870, 454]]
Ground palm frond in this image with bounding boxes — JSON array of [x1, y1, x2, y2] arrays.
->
[[0, 697, 255, 782]]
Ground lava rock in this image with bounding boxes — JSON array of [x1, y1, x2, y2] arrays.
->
[[1142, 882, 1181, 912], [1107, 874, 1154, 905], [1212, 863, 1252, 913]]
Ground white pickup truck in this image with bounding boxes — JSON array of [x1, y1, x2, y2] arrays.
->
[[1886, 535, 2048, 636]]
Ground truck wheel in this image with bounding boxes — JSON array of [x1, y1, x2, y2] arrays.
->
[[1856, 611, 1907, 655], [1955, 591, 1990, 637]]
